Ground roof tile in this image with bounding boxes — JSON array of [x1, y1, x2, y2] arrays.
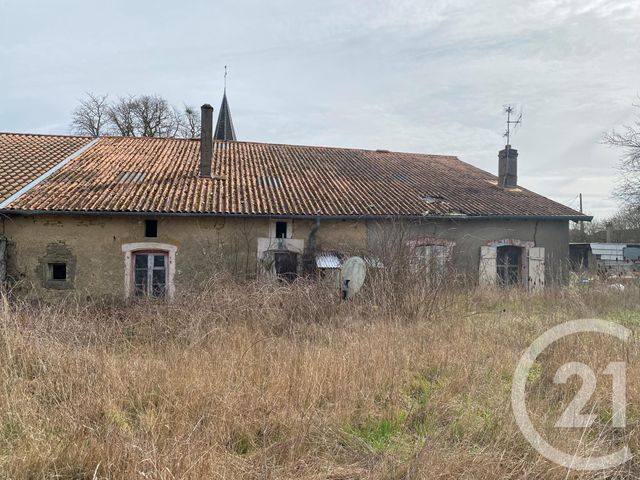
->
[[1, 134, 585, 219], [0, 133, 92, 203]]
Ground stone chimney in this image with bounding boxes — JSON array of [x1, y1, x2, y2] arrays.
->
[[200, 104, 213, 177], [498, 145, 518, 187]]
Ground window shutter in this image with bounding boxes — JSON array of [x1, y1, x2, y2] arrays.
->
[[479, 246, 497, 286], [528, 247, 545, 292]]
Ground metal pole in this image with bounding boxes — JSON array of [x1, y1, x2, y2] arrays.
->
[[579, 193, 584, 236]]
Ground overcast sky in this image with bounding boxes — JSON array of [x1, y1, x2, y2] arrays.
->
[[1, 0, 638, 218]]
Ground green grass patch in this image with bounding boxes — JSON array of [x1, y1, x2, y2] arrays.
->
[[606, 308, 640, 328], [343, 410, 406, 452]]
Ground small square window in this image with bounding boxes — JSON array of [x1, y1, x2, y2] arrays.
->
[[48, 263, 67, 281], [275, 221, 288, 239], [145, 219, 158, 238]]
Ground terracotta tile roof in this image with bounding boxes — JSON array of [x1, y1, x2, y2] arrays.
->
[[0, 133, 93, 204], [0, 134, 586, 219]]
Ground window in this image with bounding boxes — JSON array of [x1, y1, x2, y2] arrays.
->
[[270, 220, 291, 239], [133, 252, 167, 297], [275, 221, 287, 239], [145, 219, 158, 238], [48, 263, 67, 281], [122, 242, 176, 300], [414, 245, 451, 277], [497, 245, 522, 285]]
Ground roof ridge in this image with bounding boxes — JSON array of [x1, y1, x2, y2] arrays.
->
[[100, 135, 200, 142], [210, 139, 460, 157], [0, 131, 459, 158], [0, 131, 92, 139]]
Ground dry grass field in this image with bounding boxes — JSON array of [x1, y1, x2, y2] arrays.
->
[[1, 277, 640, 479]]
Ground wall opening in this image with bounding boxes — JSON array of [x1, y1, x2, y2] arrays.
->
[[145, 219, 158, 238], [38, 242, 76, 290], [275, 221, 288, 239], [48, 263, 67, 281]]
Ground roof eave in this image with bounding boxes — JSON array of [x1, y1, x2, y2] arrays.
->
[[0, 209, 592, 222]]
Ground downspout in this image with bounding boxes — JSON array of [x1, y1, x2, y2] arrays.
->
[[304, 217, 321, 275], [0, 216, 6, 283], [309, 217, 320, 253]]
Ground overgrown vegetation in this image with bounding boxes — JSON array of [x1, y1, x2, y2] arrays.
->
[[1, 280, 640, 478]]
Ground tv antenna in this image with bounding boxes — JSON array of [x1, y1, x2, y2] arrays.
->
[[503, 104, 522, 145]]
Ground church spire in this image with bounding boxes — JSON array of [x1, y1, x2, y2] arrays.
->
[[214, 66, 237, 141]]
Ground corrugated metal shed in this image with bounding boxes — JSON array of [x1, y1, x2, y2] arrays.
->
[[590, 243, 625, 261], [316, 252, 341, 269], [624, 246, 640, 261]]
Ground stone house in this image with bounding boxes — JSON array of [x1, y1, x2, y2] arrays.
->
[[0, 103, 589, 300]]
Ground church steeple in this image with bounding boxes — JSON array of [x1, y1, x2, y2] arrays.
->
[[214, 66, 237, 141]]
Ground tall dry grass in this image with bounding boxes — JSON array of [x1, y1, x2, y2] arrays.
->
[[1, 278, 640, 479]]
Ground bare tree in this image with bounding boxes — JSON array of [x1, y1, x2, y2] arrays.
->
[[71, 93, 203, 138], [570, 204, 640, 242], [604, 100, 640, 205], [180, 105, 201, 138], [107, 94, 180, 137], [70, 93, 109, 137], [609, 204, 640, 233], [107, 96, 137, 136], [132, 95, 182, 137]]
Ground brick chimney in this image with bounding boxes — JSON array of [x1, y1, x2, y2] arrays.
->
[[200, 104, 213, 177], [498, 145, 518, 187]]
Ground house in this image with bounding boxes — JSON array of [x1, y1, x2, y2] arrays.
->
[[0, 101, 589, 300]]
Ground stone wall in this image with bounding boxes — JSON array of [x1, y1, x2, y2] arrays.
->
[[3, 215, 367, 300], [366, 217, 570, 284], [2, 214, 569, 299]]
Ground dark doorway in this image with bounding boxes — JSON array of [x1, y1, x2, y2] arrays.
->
[[274, 251, 298, 282], [497, 246, 522, 285]]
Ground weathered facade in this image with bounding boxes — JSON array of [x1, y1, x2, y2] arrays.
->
[[2, 215, 367, 299], [0, 106, 588, 300], [1, 213, 569, 300]]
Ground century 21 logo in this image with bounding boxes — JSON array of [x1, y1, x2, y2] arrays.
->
[[511, 319, 632, 471]]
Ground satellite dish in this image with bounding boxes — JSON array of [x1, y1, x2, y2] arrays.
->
[[340, 256, 367, 300]]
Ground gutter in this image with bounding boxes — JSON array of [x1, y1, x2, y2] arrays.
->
[[0, 138, 100, 209], [0, 209, 592, 222]]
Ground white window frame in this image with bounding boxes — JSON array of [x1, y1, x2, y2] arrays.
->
[[132, 251, 169, 298], [122, 242, 177, 300]]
